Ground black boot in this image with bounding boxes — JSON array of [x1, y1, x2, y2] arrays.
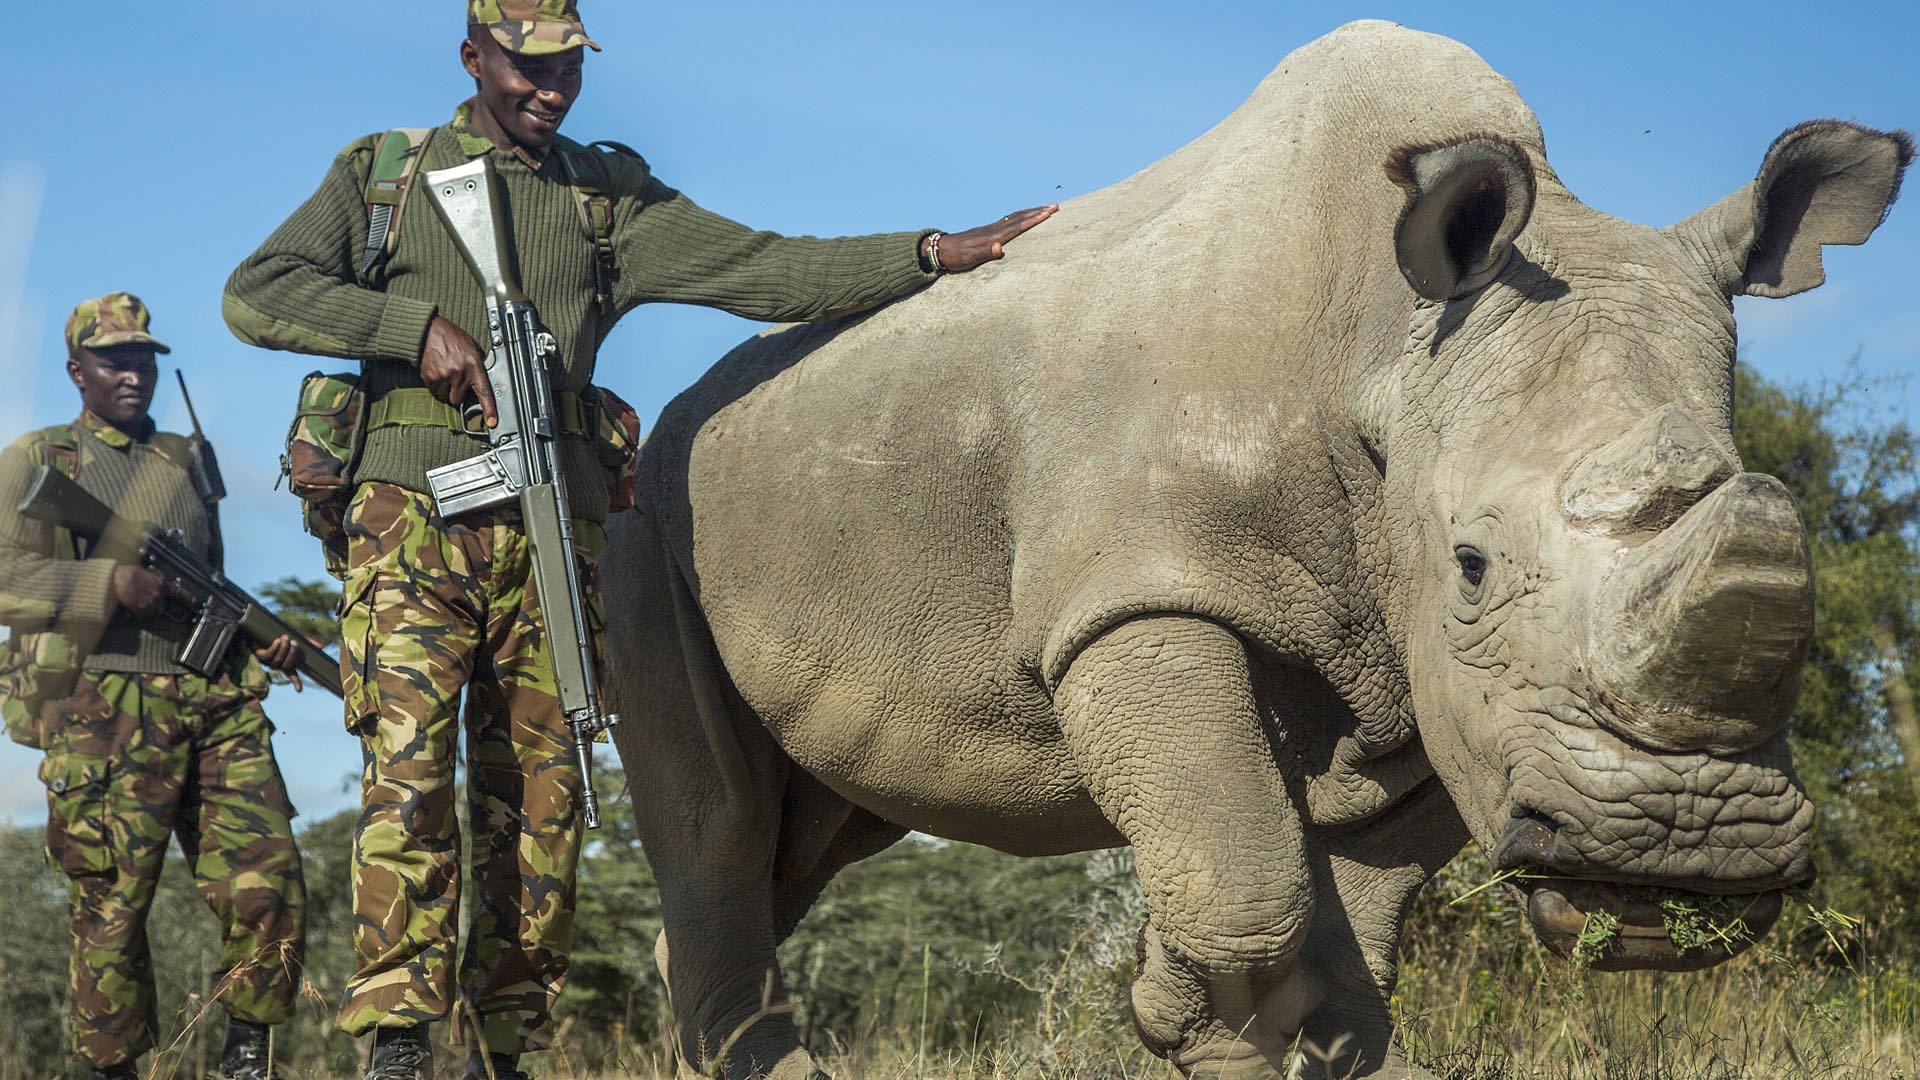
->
[[218, 1017, 280, 1080], [463, 1050, 531, 1080], [365, 1025, 433, 1080], [88, 1061, 139, 1080]]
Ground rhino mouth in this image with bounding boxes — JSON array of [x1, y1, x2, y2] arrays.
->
[[1492, 815, 1790, 971], [1517, 878, 1783, 971]]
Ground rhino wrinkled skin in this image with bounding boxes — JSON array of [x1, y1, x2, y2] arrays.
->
[[602, 21, 1912, 1079]]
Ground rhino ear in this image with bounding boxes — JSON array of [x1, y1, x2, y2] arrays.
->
[[1386, 134, 1537, 302], [1667, 121, 1913, 299]]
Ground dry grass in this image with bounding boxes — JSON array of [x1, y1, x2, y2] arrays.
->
[[15, 958, 1916, 1079], [13, 886, 1915, 1079], [1391, 896, 1919, 1080], [489, 908, 1918, 1080]]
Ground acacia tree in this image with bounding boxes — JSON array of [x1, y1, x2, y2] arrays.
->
[[257, 575, 342, 649]]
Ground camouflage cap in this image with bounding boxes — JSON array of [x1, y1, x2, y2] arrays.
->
[[469, 0, 600, 55], [65, 292, 170, 356]]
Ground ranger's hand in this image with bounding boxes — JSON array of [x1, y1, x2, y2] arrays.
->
[[924, 205, 1059, 273], [253, 633, 305, 693], [420, 315, 498, 429], [112, 564, 187, 617]]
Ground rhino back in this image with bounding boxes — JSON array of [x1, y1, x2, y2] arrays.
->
[[632, 21, 1548, 841]]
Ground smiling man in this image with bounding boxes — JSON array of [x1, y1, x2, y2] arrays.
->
[[0, 293, 308, 1080], [220, 3, 1053, 1079]]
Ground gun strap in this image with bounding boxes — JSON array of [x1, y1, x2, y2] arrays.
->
[[559, 149, 617, 314], [361, 127, 437, 276], [560, 141, 641, 316], [359, 128, 634, 310], [366, 387, 597, 439], [148, 431, 224, 571]]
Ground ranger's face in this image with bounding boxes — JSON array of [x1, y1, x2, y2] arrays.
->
[[462, 30, 584, 152], [69, 345, 157, 432]]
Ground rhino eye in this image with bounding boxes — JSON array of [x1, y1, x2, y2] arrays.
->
[[1455, 546, 1489, 591]]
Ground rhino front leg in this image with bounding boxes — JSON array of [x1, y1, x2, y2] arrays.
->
[[1290, 778, 1465, 1080], [1055, 615, 1316, 1078]]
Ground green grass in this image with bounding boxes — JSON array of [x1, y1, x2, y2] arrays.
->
[[1570, 907, 1622, 967], [1652, 894, 1755, 958]]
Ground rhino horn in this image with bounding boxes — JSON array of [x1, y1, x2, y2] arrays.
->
[[1563, 406, 1738, 535], [1585, 472, 1813, 754]]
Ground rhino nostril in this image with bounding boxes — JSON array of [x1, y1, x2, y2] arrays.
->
[[1492, 810, 1561, 870]]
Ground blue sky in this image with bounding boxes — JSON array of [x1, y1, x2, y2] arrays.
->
[[2, 2, 1914, 822]]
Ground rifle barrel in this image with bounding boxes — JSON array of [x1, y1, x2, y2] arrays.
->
[[176, 370, 202, 433]]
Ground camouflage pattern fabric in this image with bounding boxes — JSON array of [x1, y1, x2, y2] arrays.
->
[[283, 371, 367, 576], [592, 385, 641, 513], [335, 481, 603, 1055], [3, 619, 83, 750], [64, 292, 172, 355], [468, 0, 600, 54], [41, 665, 305, 1067]]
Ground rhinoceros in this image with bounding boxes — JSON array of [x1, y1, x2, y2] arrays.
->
[[599, 19, 1912, 1079]]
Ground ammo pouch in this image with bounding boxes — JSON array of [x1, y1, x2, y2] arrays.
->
[[282, 371, 368, 578], [594, 385, 643, 512], [0, 630, 82, 750]]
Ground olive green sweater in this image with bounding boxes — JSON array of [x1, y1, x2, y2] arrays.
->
[[0, 414, 216, 674], [223, 102, 936, 519]]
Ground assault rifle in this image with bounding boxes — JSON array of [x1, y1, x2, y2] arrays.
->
[[420, 157, 621, 829], [16, 466, 343, 698]]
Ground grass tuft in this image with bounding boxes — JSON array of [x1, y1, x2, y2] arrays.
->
[[1652, 893, 1756, 957], [1571, 907, 1621, 967]]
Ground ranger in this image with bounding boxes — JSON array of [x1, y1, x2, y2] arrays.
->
[[0, 293, 309, 1080], [221, 3, 1053, 1078]]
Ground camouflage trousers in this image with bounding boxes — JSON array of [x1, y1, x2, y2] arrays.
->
[[40, 665, 306, 1068], [336, 482, 604, 1055]]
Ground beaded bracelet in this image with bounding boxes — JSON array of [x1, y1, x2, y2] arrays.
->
[[923, 232, 946, 275]]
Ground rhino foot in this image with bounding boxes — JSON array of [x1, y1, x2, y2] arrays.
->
[[1160, 1040, 1430, 1080], [1160, 1043, 1434, 1080], [678, 1047, 819, 1080], [1288, 1046, 1435, 1080]]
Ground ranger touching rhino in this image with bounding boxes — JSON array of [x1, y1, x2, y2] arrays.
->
[[600, 21, 1911, 1080]]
